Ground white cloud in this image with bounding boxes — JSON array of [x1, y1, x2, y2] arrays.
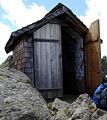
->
[[79, 0, 107, 57], [0, 23, 12, 64], [0, 0, 48, 64], [1, 0, 106, 65], [0, 0, 48, 29]]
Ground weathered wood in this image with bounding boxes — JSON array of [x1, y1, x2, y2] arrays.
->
[[33, 23, 63, 97], [85, 20, 102, 94], [51, 42, 56, 88], [45, 42, 51, 89], [45, 24, 51, 39], [41, 25, 46, 39], [33, 39, 59, 42], [57, 27, 62, 89], [12, 37, 34, 85], [41, 42, 47, 89], [34, 42, 41, 88], [34, 41, 62, 90], [50, 24, 56, 39], [34, 23, 61, 40], [57, 41, 62, 88]]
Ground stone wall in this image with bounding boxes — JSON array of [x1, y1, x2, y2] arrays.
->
[[75, 36, 85, 93], [65, 27, 85, 93], [75, 37, 84, 80]]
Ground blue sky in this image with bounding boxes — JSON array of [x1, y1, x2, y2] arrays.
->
[[0, 0, 107, 64], [23, 0, 87, 14], [26, 0, 87, 15], [0, 0, 87, 31]]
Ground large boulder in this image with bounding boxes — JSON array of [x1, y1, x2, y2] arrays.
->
[[1, 64, 107, 120], [0, 68, 51, 120]]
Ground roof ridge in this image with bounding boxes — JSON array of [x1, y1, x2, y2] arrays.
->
[[5, 3, 88, 53], [11, 3, 71, 36]]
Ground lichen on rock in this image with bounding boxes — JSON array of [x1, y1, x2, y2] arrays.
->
[[0, 55, 13, 68], [49, 94, 107, 120], [0, 67, 51, 120], [1, 58, 107, 120]]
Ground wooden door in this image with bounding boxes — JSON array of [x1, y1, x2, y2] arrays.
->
[[33, 24, 63, 97], [85, 20, 102, 94], [34, 41, 62, 90]]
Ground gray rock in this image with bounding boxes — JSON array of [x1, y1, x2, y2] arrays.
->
[[50, 94, 106, 120], [98, 114, 107, 120], [91, 108, 107, 120], [69, 106, 91, 120], [0, 55, 13, 68], [52, 98, 69, 111], [0, 68, 51, 120], [48, 98, 70, 120], [1, 67, 107, 120]]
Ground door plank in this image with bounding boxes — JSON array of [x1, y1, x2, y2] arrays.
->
[[85, 20, 102, 94]]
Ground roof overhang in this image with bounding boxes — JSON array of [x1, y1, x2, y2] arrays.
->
[[5, 3, 88, 53]]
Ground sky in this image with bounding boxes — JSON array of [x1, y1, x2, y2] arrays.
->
[[0, 0, 107, 64]]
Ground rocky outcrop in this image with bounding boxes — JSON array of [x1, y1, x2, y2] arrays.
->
[[0, 68, 51, 120], [0, 66, 107, 120], [0, 55, 13, 68], [49, 94, 107, 120]]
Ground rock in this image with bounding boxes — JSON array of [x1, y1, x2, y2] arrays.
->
[[49, 93, 107, 120], [48, 98, 70, 120], [91, 108, 107, 120], [52, 98, 69, 111], [69, 106, 91, 120], [0, 55, 13, 68], [1, 66, 107, 120], [98, 114, 107, 120], [55, 109, 68, 120], [0, 68, 51, 120], [63, 94, 95, 120]]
